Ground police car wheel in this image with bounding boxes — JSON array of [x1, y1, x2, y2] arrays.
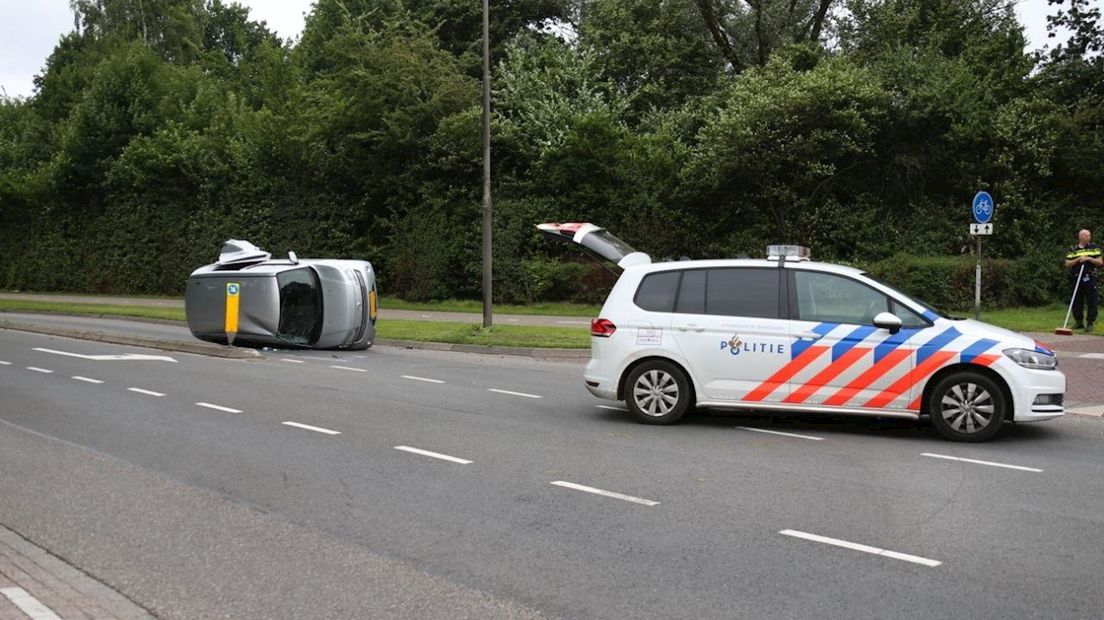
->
[[928, 372, 1006, 442], [625, 361, 692, 425]]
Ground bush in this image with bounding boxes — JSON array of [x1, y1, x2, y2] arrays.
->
[[864, 253, 1066, 310]]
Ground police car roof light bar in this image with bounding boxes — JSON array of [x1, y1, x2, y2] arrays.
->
[[767, 245, 811, 261]]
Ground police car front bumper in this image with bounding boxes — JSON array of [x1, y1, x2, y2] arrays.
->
[[1010, 368, 1066, 422]]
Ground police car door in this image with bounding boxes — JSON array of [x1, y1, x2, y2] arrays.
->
[[669, 267, 792, 402], [776, 269, 915, 411]]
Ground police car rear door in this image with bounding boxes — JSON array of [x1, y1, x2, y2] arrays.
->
[[668, 266, 792, 403]]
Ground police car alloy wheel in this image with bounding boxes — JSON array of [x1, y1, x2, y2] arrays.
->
[[625, 361, 692, 425], [928, 371, 1007, 442]]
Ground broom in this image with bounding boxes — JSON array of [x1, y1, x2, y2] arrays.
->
[[1056, 263, 1086, 335]]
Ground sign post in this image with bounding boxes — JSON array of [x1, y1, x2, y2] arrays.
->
[[225, 282, 240, 346], [970, 191, 995, 320]]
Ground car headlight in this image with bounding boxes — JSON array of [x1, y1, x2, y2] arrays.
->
[[1003, 348, 1058, 370]]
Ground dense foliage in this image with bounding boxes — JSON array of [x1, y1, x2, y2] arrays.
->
[[1, 0, 1101, 307]]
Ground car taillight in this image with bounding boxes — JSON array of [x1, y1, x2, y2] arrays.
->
[[591, 318, 617, 337]]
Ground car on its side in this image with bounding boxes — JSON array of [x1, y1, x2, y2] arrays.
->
[[539, 223, 1064, 442], [185, 240, 377, 350]]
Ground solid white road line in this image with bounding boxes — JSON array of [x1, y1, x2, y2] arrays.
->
[[402, 375, 446, 384], [0, 587, 62, 620], [550, 481, 660, 507], [738, 426, 825, 441], [1078, 353, 1104, 360], [596, 405, 629, 412], [72, 376, 104, 384], [282, 421, 341, 435], [196, 402, 242, 413], [487, 388, 542, 399], [921, 452, 1043, 473], [281, 358, 305, 364], [331, 365, 367, 373], [779, 529, 942, 568], [26, 367, 53, 374], [33, 347, 177, 362], [128, 387, 165, 397], [0, 360, 11, 365], [394, 445, 472, 464]]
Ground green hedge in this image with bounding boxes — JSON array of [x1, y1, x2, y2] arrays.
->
[[863, 252, 1075, 310]]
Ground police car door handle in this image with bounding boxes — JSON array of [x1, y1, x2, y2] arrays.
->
[[676, 323, 705, 333], [795, 331, 822, 341]]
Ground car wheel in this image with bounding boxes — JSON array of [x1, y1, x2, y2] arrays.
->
[[625, 361, 692, 425], [928, 371, 1007, 442]]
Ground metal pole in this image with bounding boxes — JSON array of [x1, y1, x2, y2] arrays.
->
[[481, 0, 493, 329], [975, 236, 982, 320]]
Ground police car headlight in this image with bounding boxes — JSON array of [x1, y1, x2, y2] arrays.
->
[[1003, 348, 1058, 370]]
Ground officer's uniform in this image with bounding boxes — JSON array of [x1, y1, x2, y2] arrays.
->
[[1066, 242, 1102, 330]]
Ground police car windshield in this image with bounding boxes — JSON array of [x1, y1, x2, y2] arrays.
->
[[859, 272, 955, 319]]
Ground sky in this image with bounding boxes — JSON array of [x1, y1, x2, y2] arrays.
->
[[0, 0, 1079, 100]]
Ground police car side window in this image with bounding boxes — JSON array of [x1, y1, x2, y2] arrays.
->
[[675, 269, 706, 314], [634, 271, 681, 312], [890, 300, 928, 328], [704, 268, 781, 319], [794, 271, 888, 325]]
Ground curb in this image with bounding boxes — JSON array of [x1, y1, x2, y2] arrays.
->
[[0, 320, 262, 360], [375, 338, 589, 359]]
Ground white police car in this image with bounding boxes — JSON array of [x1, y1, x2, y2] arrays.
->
[[539, 223, 1065, 442]]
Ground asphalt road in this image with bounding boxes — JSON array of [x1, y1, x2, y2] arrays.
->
[[2, 325, 1104, 619]]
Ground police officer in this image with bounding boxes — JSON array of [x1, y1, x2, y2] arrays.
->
[[1065, 229, 1103, 332]]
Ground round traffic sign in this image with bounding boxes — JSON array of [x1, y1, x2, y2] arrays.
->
[[972, 191, 994, 224]]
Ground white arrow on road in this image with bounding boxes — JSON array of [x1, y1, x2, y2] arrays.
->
[[33, 348, 178, 363]]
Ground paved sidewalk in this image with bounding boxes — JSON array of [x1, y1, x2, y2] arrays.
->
[[0, 523, 153, 620]]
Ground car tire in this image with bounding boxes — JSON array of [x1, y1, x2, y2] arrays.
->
[[928, 371, 1007, 442], [624, 360, 693, 425]]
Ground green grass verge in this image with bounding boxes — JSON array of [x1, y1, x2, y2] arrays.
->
[[962, 303, 1099, 336], [0, 300, 187, 322], [379, 296, 600, 317], [0, 300, 590, 349]]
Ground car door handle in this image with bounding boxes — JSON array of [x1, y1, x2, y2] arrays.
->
[[795, 331, 822, 341], [676, 324, 705, 333]]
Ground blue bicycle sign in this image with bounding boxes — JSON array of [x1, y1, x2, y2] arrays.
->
[[972, 191, 994, 224]]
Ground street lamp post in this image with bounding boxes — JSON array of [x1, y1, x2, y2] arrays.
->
[[481, 0, 493, 329]]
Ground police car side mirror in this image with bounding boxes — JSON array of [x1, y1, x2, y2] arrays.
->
[[873, 312, 903, 334]]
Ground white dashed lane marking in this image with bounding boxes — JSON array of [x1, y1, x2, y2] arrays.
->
[[72, 376, 104, 384], [551, 481, 659, 507], [395, 445, 472, 464], [779, 529, 942, 568], [488, 388, 542, 399], [921, 453, 1043, 473], [282, 421, 341, 435], [281, 358, 305, 364], [1, 587, 62, 620], [331, 365, 367, 373], [596, 405, 628, 412], [26, 367, 53, 374], [196, 402, 242, 414], [127, 387, 165, 397], [0, 360, 11, 365], [402, 375, 446, 384], [738, 426, 824, 441]]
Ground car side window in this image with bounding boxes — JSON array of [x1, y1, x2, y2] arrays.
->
[[891, 299, 929, 328], [634, 271, 681, 312], [703, 268, 781, 319], [675, 269, 706, 314], [794, 271, 889, 325]]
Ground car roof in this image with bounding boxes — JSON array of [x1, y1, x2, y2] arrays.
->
[[634, 259, 866, 277]]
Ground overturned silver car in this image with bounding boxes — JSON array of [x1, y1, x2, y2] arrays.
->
[[185, 240, 377, 350]]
